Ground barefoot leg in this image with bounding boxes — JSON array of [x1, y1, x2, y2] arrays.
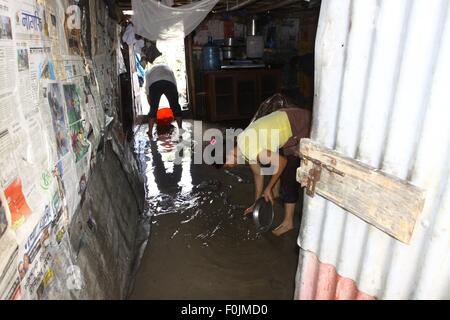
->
[[272, 203, 296, 236], [273, 181, 281, 199]]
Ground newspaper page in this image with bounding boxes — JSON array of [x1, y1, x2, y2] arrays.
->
[[0, 0, 16, 94], [0, 230, 21, 300]]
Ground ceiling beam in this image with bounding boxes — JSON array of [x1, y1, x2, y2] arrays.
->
[[213, 0, 262, 13]]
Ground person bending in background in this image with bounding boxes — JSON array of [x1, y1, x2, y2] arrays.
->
[[143, 59, 183, 138], [213, 107, 311, 236]]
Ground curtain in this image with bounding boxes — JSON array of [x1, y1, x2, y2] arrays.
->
[[132, 0, 220, 41]]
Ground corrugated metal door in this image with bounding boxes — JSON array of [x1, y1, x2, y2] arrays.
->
[[296, 0, 450, 300]]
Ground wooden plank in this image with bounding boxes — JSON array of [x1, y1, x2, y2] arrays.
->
[[297, 139, 426, 244]]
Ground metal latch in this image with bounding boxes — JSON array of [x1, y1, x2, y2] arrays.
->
[[300, 154, 345, 197]]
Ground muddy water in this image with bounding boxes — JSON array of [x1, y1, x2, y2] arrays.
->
[[129, 122, 301, 300]]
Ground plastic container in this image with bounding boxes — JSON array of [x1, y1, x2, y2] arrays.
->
[[247, 36, 264, 58], [202, 37, 221, 71]]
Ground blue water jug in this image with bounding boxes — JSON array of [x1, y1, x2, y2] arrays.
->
[[202, 37, 221, 71]]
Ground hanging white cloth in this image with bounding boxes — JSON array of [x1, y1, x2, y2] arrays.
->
[[131, 0, 220, 41]]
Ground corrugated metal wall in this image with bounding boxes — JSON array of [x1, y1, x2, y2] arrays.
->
[[296, 0, 450, 300]]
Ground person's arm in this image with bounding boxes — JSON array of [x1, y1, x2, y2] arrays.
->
[[258, 150, 287, 204], [244, 163, 264, 215]]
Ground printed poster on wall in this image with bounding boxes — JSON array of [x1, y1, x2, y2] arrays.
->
[[16, 43, 56, 116], [64, 58, 102, 148], [4, 178, 32, 230], [69, 120, 90, 163], [49, 170, 69, 245], [47, 82, 70, 158], [63, 83, 82, 125], [33, 46, 56, 80], [62, 82, 91, 163]]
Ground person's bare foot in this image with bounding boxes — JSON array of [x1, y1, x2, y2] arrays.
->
[[272, 223, 294, 236]]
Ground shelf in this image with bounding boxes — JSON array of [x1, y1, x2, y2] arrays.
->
[[205, 69, 282, 122]]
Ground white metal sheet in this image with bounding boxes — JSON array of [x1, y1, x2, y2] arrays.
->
[[298, 0, 450, 300]]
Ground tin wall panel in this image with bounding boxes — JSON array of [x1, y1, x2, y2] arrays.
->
[[296, 0, 450, 300]]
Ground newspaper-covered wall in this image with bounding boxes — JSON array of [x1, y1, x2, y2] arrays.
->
[[0, 0, 124, 300]]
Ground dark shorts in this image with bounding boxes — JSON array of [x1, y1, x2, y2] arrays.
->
[[278, 107, 311, 203], [148, 80, 182, 119]]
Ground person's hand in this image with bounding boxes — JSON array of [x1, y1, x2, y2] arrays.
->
[[244, 203, 256, 215], [263, 187, 275, 205]]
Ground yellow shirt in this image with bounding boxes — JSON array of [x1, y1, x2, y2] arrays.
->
[[237, 111, 293, 162]]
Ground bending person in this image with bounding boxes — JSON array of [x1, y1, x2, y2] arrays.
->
[[144, 62, 183, 137], [214, 108, 311, 236]]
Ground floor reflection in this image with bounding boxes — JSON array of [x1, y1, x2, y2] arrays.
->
[[130, 120, 300, 300]]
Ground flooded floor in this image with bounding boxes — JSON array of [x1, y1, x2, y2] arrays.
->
[[129, 121, 302, 300]]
